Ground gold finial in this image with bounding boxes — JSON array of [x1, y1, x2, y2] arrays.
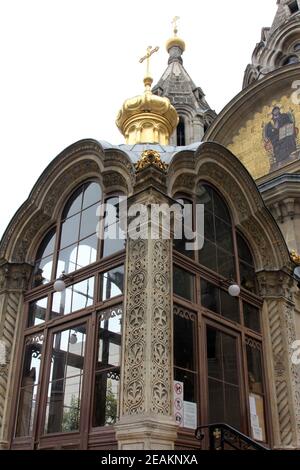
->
[[139, 46, 159, 91], [172, 16, 180, 36], [166, 17, 185, 52]]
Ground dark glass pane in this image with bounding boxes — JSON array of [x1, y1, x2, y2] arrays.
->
[[215, 217, 233, 253], [82, 182, 102, 209], [102, 222, 126, 258], [174, 368, 197, 403], [16, 335, 44, 437], [173, 266, 194, 301], [28, 297, 47, 327], [246, 343, 263, 395], [56, 243, 78, 276], [217, 248, 235, 279], [174, 314, 195, 371], [220, 289, 240, 323], [213, 190, 231, 223], [201, 280, 220, 314], [222, 333, 238, 385], [76, 234, 98, 269], [196, 184, 213, 213], [208, 378, 224, 423], [173, 237, 195, 259], [204, 210, 215, 242], [45, 325, 86, 434], [79, 204, 98, 239], [206, 327, 241, 430], [36, 229, 56, 260], [33, 255, 53, 287], [244, 303, 261, 332], [225, 384, 241, 429], [97, 306, 122, 369], [60, 214, 80, 249], [240, 262, 257, 294], [101, 266, 124, 301], [93, 370, 120, 427], [237, 233, 254, 265], [199, 239, 217, 272], [207, 327, 222, 380], [62, 186, 84, 219], [15, 384, 38, 437], [51, 277, 94, 319]]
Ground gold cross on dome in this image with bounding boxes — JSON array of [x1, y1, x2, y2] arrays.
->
[[172, 16, 180, 35], [139, 46, 159, 78]]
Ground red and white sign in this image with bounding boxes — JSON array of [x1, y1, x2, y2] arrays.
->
[[174, 381, 184, 427]]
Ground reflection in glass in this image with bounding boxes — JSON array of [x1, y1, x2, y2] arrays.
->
[[44, 325, 86, 434], [237, 233, 257, 294], [102, 197, 126, 258], [33, 229, 56, 287], [60, 213, 80, 249], [51, 277, 94, 319], [80, 204, 99, 240], [28, 297, 48, 327], [93, 371, 120, 427], [57, 181, 102, 276], [76, 235, 97, 269], [93, 305, 122, 427], [15, 335, 44, 437], [201, 280, 240, 324], [197, 183, 235, 278], [56, 244, 78, 276], [101, 266, 124, 301]]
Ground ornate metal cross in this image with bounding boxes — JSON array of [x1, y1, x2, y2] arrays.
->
[[139, 46, 159, 78], [172, 16, 180, 35]]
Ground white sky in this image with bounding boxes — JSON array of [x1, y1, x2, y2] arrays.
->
[[0, 0, 277, 241]]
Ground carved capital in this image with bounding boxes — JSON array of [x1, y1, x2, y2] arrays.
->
[[257, 270, 295, 301], [0, 262, 32, 292]]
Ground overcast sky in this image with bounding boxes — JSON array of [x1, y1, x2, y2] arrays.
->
[[0, 0, 277, 240]]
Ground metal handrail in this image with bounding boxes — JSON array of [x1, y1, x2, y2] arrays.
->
[[195, 423, 270, 451]]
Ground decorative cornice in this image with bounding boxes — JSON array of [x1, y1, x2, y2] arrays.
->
[[135, 150, 168, 173]]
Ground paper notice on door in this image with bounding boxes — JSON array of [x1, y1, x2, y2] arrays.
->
[[250, 414, 259, 427], [249, 395, 256, 415], [252, 425, 263, 442], [183, 401, 197, 430]]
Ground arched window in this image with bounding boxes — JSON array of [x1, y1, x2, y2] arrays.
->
[[12, 180, 126, 449], [283, 55, 299, 65], [197, 184, 235, 279], [173, 183, 267, 446], [177, 117, 186, 146]]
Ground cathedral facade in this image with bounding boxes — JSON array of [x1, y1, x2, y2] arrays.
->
[[0, 1, 300, 450]]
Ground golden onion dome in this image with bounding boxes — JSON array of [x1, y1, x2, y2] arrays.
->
[[166, 35, 186, 53], [116, 47, 178, 145]]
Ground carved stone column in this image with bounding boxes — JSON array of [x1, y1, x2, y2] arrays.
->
[[0, 261, 32, 449], [115, 156, 178, 450], [258, 271, 300, 449]]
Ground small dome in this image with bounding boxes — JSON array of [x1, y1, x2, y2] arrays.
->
[[116, 77, 178, 145], [166, 35, 186, 52]]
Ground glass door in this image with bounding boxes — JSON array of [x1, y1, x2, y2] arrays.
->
[[205, 322, 245, 431]]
